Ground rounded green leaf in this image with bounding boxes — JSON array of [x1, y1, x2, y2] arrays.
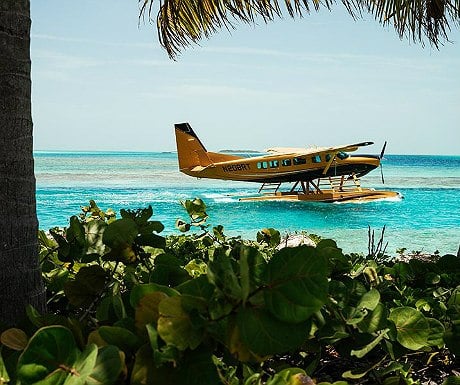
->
[[98, 326, 142, 353], [388, 307, 430, 350], [357, 289, 380, 311], [85, 219, 107, 255], [17, 326, 97, 385], [263, 246, 329, 323], [442, 376, 460, 385], [103, 218, 138, 249], [237, 307, 309, 356], [358, 303, 388, 333], [157, 296, 204, 350], [85, 346, 124, 385], [426, 317, 445, 347], [135, 291, 169, 332], [64, 265, 106, 307], [129, 283, 178, 309]]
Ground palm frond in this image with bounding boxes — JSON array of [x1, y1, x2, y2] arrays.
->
[[139, 0, 460, 58]]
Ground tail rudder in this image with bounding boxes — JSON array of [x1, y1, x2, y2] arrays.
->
[[174, 123, 212, 170]]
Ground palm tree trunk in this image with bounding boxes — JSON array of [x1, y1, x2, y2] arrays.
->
[[0, 0, 46, 326]]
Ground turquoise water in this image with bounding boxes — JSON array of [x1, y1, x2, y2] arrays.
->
[[35, 152, 460, 255]]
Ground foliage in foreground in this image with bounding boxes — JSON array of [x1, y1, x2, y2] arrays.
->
[[0, 200, 459, 385]]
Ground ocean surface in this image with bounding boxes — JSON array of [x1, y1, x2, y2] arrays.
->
[[35, 152, 460, 256]]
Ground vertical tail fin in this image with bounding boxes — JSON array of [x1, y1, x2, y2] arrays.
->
[[174, 123, 212, 170]]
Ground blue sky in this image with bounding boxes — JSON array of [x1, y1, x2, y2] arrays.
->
[[31, 1, 460, 154]]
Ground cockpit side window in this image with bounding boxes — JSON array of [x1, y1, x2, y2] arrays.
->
[[337, 152, 349, 160]]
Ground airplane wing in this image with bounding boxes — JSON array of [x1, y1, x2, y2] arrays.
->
[[265, 147, 312, 154], [323, 141, 374, 153], [266, 142, 374, 156]]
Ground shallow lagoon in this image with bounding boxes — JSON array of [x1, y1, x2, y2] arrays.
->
[[35, 152, 460, 255]]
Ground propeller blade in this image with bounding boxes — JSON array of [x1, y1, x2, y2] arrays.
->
[[380, 141, 387, 159], [380, 163, 385, 184]]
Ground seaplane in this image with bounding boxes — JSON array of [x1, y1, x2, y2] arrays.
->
[[174, 122, 400, 203]]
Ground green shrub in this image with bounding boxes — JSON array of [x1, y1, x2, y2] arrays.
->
[[0, 200, 458, 385]]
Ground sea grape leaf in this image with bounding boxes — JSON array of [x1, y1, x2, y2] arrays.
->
[[16, 326, 97, 385], [357, 289, 381, 311], [111, 294, 127, 320], [181, 198, 208, 222], [316, 239, 350, 274], [150, 253, 188, 286], [358, 303, 388, 333], [102, 218, 138, 249], [137, 233, 166, 249], [135, 291, 168, 332], [263, 246, 329, 323], [228, 323, 262, 362], [130, 283, 178, 308], [172, 345, 220, 385], [239, 245, 266, 300], [447, 289, 460, 310], [444, 329, 460, 355], [145, 324, 180, 369], [85, 219, 107, 255], [426, 317, 445, 347], [345, 307, 367, 325], [237, 306, 309, 356], [213, 225, 225, 241], [176, 275, 214, 300], [67, 216, 86, 245], [85, 346, 124, 385], [98, 326, 142, 353], [0, 328, 28, 351], [131, 343, 217, 385], [157, 296, 204, 350], [256, 228, 281, 247], [50, 229, 72, 262], [130, 345, 156, 385], [64, 265, 106, 307], [442, 376, 460, 385], [388, 307, 430, 350], [207, 252, 242, 300]]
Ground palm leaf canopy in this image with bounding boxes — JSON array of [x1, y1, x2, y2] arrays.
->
[[140, 0, 460, 58]]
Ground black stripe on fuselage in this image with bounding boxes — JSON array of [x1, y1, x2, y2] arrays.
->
[[244, 163, 378, 183]]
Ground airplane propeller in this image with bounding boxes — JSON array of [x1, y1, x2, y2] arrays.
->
[[379, 141, 387, 184]]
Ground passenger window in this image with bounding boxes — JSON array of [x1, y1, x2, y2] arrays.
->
[[325, 154, 332, 162], [257, 161, 268, 169], [293, 157, 306, 165], [312, 155, 321, 163], [269, 160, 279, 168], [282, 159, 291, 166]]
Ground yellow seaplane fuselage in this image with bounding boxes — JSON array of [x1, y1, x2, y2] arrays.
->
[[174, 122, 400, 202]]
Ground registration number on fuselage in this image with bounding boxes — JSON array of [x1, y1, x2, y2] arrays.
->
[[222, 163, 250, 172]]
